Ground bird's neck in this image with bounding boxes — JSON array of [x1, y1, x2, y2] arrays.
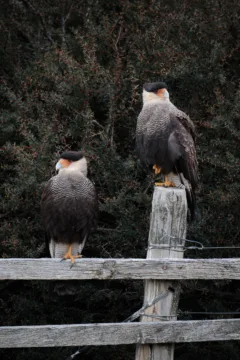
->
[[59, 157, 88, 176]]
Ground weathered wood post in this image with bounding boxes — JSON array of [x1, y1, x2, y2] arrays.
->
[[135, 186, 188, 360]]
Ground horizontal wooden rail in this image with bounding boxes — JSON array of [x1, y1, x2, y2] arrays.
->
[[0, 319, 240, 348], [1, 258, 240, 280]]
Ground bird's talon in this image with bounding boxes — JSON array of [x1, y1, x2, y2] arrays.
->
[[155, 181, 176, 187], [60, 245, 83, 266], [153, 164, 161, 175]]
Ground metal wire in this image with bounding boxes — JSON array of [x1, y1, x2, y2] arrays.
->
[[66, 289, 172, 359], [66, 230, 240, 359], [148, 231, 240, 252], [140, 314, 174, 321], [181, 311, 240, 315], [123, 289, 172, 323], [137, 311, 240, 319]]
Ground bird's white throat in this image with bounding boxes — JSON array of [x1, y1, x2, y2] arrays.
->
[[59, 157, 88, 176], [142, 89, 170, 104]]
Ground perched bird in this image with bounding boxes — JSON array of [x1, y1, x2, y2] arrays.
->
[[136, 82, 198, 220], [41, 151, 98, 266]]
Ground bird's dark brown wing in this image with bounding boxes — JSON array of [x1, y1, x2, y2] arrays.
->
[[169, 115, 198, 190], [171, 106, 196, 143]]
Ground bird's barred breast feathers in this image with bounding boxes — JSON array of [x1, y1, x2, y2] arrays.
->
[[41, 169, 98, 245], [136, 101, 172, 165], [50, 171, 96, 201], [137, 101, 171, 136]]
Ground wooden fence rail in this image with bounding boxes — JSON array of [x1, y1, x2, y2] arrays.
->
[[1, 319, 240, 348], [1, 258, 240, 280], [1, 188, 239, 358]]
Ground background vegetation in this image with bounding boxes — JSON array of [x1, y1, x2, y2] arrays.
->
[[1, 0, 240, 359]]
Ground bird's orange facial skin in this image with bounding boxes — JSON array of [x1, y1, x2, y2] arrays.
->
[[59, 159, 72, 168], [157, 88, 166, 98]]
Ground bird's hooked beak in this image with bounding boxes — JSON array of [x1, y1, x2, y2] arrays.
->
[[55, 161, 63, 172], [157, 88, 169, 100], [56, 158, 72, 172], [163, 89, 169, 99]]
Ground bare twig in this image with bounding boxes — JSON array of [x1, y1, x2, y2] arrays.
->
[[96, 227, 127, 233], [61, 15, 66, 50], [20, 0, 55, 45], [114, 25, 122, 51], [92, 120, 104, 130]]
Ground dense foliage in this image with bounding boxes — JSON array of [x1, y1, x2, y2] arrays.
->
[[1, 0, 240, 359]]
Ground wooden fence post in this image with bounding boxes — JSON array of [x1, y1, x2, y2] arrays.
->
[[135, 186, 188, 360]]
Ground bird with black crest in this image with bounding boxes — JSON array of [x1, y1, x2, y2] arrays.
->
[[41, 150, 98, 268], [136, 82, 198, 221]]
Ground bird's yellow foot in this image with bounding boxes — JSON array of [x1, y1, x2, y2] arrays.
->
[[155, 181, 176, 187], [155, 175, 176, 187], [61, 245, 82, 268], [153, 164, 161, 175]]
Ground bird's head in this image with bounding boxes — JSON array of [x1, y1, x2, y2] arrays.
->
[[142, 82, 169, 103], [56, 151, 87, 176]]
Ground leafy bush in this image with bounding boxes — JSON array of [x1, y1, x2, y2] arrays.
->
[[1, 0, 240, 359]]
